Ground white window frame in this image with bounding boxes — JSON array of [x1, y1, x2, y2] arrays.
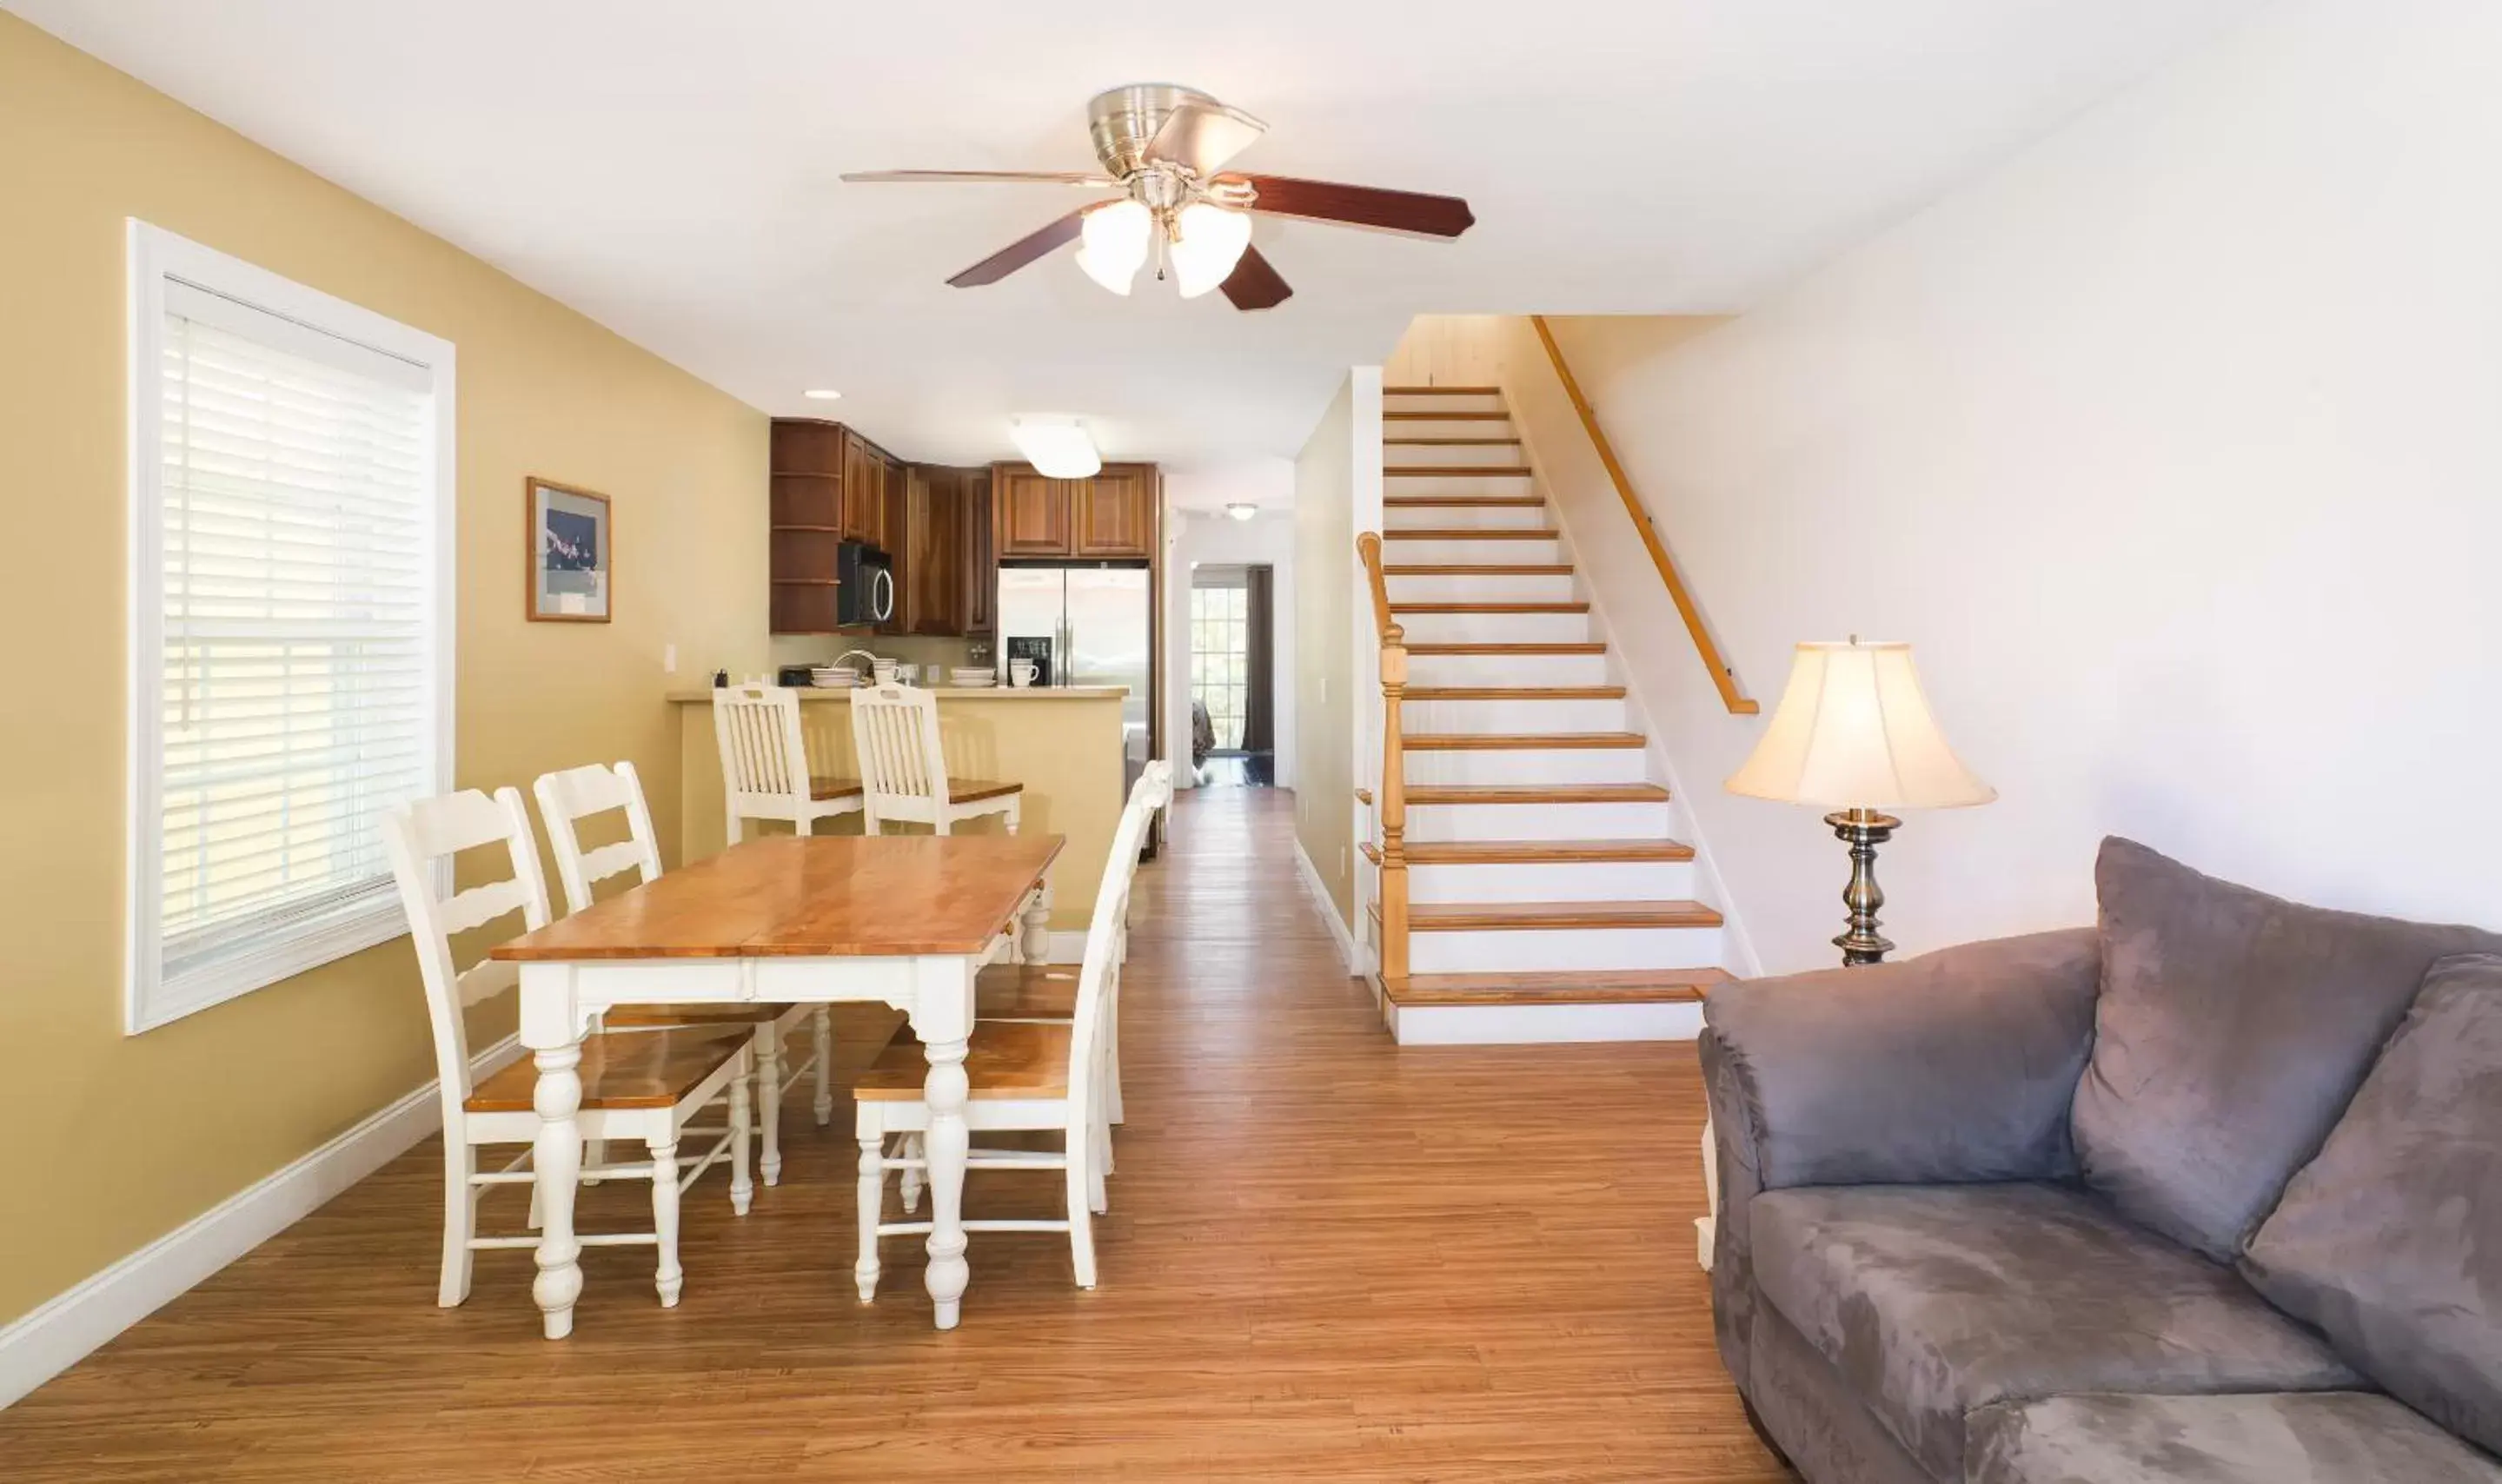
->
[[125, 220, 457, 1035]]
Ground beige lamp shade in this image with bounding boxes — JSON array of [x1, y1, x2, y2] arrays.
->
[[1725, 640, 1995, 810]]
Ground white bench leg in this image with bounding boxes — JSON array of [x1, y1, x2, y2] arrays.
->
[[855, 1130, 884, 1302], [728, 1072, 753, 1216], [755, 1027, 782, 1186], [812, 1005, 834, 1127], [649, 1136, 683, 1307]]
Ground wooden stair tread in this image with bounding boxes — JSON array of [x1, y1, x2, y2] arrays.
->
[[1404, 686, 1626, 699], [1403, 900, 1725, 931], [1385, 385, 1503, 394], [1385, 410, 1510, 421], [1404, 731, 1643, 750], [463, 1027, 753, 1112], [1391, 602, 1589, 614], [1404, 782, 1669, 805], [1406, 641, 1606, 655], [1386, 466, 1532, 478], [856, 1020, 1070, 1100], [1384, 564, 1571, 576], [1384, 494, 1545, 507], [1409, 838, 1696, 864], [1382, 527, 1559, 540], [1384, 436, 1522, 446], [1381, 969, 1732, 1006]]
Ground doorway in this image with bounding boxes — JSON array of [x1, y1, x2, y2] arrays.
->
[[1189, 564, 1276, 787]]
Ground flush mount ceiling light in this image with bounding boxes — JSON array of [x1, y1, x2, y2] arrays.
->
[[1010, 416, 1101, 480], [1224, 501, 1257, 521], [843, 83, 1477, 311], [802, 388, 842, 400]]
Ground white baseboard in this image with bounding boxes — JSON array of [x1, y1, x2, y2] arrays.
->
[[1044, 930, 1087, 964], [1291, 839, 1364, 976], [0, 1034, 522, 1411]]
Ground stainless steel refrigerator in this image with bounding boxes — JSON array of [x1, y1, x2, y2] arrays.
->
[[997, 563, 1152, 759]]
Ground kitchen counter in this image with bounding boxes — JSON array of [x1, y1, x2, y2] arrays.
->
[[670, 686, 1130, 942]]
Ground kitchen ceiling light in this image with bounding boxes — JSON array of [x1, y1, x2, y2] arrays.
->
[[1073, 200, 1151, 295], [1011, 416, 1102, 480], [802, 388, 842, 400], [1170, 203, 1252, 299], [1224, 501, 1258, 521]]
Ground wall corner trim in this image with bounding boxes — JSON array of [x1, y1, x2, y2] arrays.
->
[[1291, 838, 1365, 977], [0, 1034, 524, 1411]]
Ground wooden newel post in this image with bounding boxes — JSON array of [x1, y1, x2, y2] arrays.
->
[[1379, 625, 1410, 981]]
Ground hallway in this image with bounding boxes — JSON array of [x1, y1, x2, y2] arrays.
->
[[0, 788, 1780, 1482]]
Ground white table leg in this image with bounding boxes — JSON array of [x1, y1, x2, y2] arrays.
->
[[1019, 884, 1052, 964], [913, 959, 976, 1330], [530, 1043, 585, 1339]]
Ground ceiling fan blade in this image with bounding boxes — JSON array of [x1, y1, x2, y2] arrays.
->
[[1226, 175, 1476, 238], [947, 209, 1091, 288], [1218, 245, 1292, 311], [1143, 99, 1267, 176], [842, 169, 1118, 187]]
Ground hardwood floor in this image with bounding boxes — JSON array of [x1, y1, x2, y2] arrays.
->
[[0, 788, 1787, 1482]]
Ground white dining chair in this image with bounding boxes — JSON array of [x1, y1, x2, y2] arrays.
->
[[713, 681, 864, 843], [380, 785, 754, 1311], [534, 760, 836, 1184], [852, 760, 1172, 1301], [847, 682, 1025, 836]]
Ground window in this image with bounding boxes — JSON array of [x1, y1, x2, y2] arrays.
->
[[1191, 579, 1248, 750], [125, 222, 455, 1033]]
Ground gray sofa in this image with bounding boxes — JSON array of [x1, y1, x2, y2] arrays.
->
[[1701, 837, 2502, 1483]]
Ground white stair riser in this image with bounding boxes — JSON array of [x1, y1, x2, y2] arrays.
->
[[1406, 799, 1675, 841], [1407, 924, 1725, 974], [1384, 502, 1550, 530], [1384, 393, 1506, 416], [1386, 572, 1576, 604], [1383, 538, 1561, 565], [1383, 474, 1536, 498], [1381, 441, 1524, 468], [1406, 698, 1628, 732], [1405, 747, 1649, 786], [1409, 859, 1695, 903], [1394, 610, 1591, 645], [1408, 652, 1610, 687], [1390, 998, 1703, 1045], [1386, 418, 1513, 440]]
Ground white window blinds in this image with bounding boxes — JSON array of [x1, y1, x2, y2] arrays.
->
[[129, 224, 452, 1032]]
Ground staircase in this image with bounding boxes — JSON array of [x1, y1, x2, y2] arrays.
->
[[1360, 385, 1734, 1043]]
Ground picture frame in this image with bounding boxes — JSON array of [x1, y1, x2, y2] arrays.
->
[[527, 477, 612, 622]]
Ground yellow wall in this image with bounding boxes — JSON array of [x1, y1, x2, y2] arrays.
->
[[1292, 379, 1357, 925], [0, 16, 767, 1326], [674, 692, 1126, 930]]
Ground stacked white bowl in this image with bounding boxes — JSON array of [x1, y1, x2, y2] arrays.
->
[[949, 666, 996, 688]]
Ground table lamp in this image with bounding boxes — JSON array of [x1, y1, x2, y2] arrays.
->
[[1724, 639, 1994, 965]]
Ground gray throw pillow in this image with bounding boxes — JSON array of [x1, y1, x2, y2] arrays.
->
[[2242, 953, 2502, 1457], [2072, 838, 2502, 1261]]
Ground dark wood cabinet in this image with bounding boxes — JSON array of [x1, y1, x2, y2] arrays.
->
[[995, 468, 1073, 558], [904, 467, 966, 637], [1074, 464, 1156, 560], [769, 421, 847, 634], [962, 469, 995, 636]]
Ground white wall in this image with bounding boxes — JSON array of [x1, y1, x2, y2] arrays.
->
[[1511, 0, 2502, 974], [1291, 370, 1383, 934], [1163, 501, 1298, 792]]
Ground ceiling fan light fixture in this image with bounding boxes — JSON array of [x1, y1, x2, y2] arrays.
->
[[1224, 501, 1258, 521], [1011, 416, 1103, 480], [1170, 203, 1252, 299], [1074, 200, 1151, 295]]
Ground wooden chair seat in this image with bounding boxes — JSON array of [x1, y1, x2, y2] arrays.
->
[[807, 776, 865, 801], [976, 964, 1079, 1019], [602, 1002, 787, 1029], [854, 1021, 1071, 1102], [949, 778, 1023, 805], [464, 1027, 755, 1113]]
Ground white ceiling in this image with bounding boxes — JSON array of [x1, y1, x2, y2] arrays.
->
[[10, 0, 2261, 465]]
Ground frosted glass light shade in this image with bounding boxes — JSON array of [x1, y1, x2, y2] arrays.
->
[[1725, 640, 1995, 810], [1169, 203, 1251, 298], [1009, 416, 1101, 480], [1075, 201, 1151, 295]]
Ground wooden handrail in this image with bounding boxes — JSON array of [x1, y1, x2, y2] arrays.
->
[[1529, 315, 1758, 715], [1356, 531, 1410, 981]]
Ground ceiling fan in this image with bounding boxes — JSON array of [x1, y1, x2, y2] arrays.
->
[[841, 83, 1475, 311]]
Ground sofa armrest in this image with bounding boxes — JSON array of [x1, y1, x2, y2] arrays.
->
[[1704, 926, 2100, 1193]]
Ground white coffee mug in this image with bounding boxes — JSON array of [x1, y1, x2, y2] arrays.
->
[[871, 658, 899, 686], [1009, 659, 1037, 687]]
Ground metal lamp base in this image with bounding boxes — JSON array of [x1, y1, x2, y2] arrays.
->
[[1826, 808, 1901, 966]]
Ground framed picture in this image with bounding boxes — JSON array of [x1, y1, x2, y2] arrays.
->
[[527, 477, 611, 622]]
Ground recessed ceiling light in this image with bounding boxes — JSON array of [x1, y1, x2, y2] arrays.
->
[[1224, 502, 1258, 521], [803, 388, 842, 401]]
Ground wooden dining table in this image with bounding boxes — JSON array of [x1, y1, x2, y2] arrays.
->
[[489, 831, 1065, 1337]]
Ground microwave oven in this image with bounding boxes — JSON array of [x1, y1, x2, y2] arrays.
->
[[835, 542, 894, 627]]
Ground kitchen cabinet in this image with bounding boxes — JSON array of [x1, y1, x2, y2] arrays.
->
[[904, 467, 966, 637], [1074, 464, 1156, 560], [963, 468, 995, 636], [768, 420, 847, 634], [995, 467, 1074, 558]]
